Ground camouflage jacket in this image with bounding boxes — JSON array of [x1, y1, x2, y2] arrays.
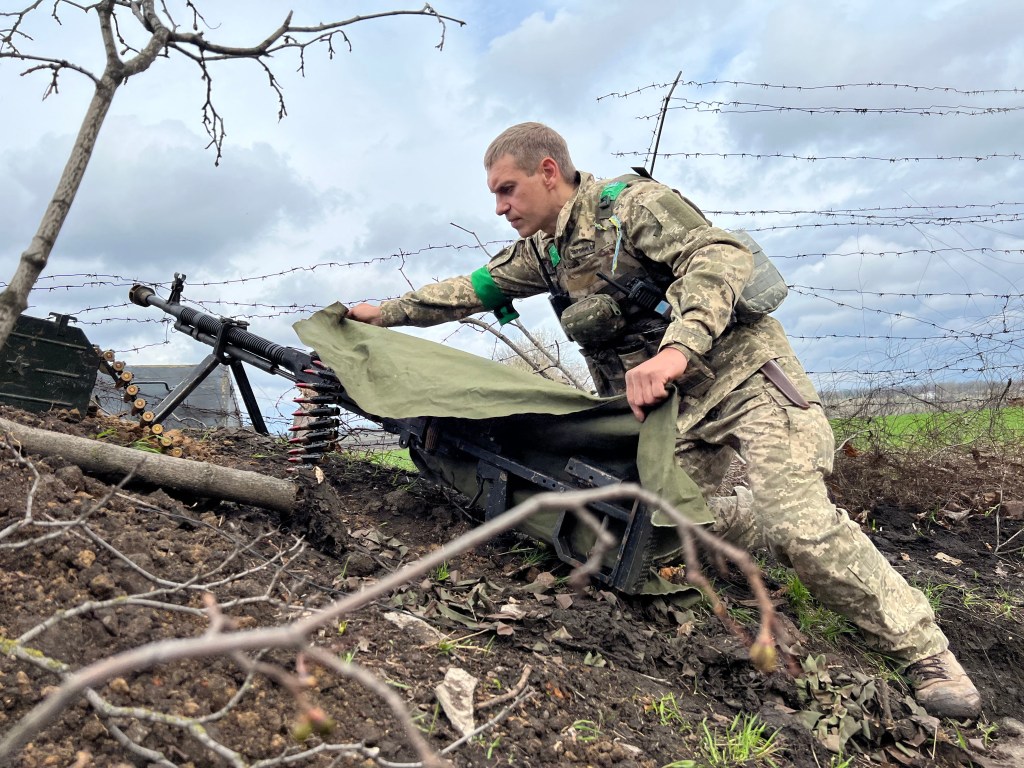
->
[[378, 172, 819, 428]]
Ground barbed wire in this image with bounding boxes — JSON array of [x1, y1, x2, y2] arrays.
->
[[72, 303, 1024, 360], [11, 245, 1024, 298], [807, 360, 1024, 378], [597, 80, 1024, 100], [766, 213, 1024, 225], [785, 287, 1024, 343], [53, 291, 1024, 328], [743, 215, 1024, 232], [613, 150, 1023, 162], [4, 239, 507, 289], [8, 74, 1023, 429], [771, 247, 1024, 261], [639, 101, 1023, 118], [787, 285, 1019, 300], [709, 203, 1024, 216]]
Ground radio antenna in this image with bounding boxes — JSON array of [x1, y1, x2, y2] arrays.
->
[[648, 70, 682, 176]]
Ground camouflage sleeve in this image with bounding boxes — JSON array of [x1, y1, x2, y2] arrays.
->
[[378, 238, 548, 327], [378, 274, 485, 327], [621, 185, 753, 356]]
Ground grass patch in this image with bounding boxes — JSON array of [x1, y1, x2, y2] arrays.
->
[[362, 448, 417, 472], [769, 568, 856, 644], [699, 713, 781, 767], [832, 406, 1024, 453], [911, 577, 954, 614], [647, 692, 688, 728], [568, 718, 602, 743]]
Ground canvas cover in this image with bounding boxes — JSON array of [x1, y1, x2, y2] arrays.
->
[[294, 304, 712, 593]]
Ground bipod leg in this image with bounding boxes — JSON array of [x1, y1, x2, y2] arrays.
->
[[150, 353, 221, 425], [229, 359, 268, 434]]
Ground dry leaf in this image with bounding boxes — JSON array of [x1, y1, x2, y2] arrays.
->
[[934, 552, 962, 566]]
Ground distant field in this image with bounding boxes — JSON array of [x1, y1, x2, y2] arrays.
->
[[832, 406, 1024, 451]]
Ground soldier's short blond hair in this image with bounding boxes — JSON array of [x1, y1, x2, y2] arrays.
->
[[484, 122, 577, 181]]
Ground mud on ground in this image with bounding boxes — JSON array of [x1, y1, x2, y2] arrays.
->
[[1, 404, 1023, 767]]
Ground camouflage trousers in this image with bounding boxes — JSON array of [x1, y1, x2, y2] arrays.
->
[[677, 370, 947, 663]]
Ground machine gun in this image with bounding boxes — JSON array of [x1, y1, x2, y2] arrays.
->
[[129, 275, 664, 594]]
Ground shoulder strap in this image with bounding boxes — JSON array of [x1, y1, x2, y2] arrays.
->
[[530, 238, 572, 319], [597, 173, 645, 222], [606, 168, 711, 225]]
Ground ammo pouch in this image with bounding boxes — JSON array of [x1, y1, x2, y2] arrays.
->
[[559, 293, 625, 346], [584, 331, 716, 400], [730, 229, 788, 323]]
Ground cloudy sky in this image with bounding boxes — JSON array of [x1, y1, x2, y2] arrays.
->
[[2, 1, 1023, 429]]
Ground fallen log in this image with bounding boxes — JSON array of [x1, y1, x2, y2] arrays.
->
[[0, 416, 298, 513]]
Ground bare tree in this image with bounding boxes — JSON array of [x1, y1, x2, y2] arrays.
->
[[0, 0, 464, 351]]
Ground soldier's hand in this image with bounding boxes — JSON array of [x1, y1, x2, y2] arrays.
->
[[624, 347, 688, 422], [347, 303, 384, 326]]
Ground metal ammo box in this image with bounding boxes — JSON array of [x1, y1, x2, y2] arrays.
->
[[0, 314, 98, 413]]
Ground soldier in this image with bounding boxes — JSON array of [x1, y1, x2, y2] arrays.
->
[[348, 122, 982, 720]]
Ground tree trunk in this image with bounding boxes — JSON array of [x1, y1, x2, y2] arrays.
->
[[0, 74, 119, 351], [0, 416, 300, 513]]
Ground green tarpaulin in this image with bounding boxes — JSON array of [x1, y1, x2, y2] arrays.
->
[[294, 304, 712, 594]]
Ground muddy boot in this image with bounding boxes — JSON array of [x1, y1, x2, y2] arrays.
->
[[906, 650, 982, 720]]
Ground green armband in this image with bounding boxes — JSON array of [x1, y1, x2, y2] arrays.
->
[[470, 266, 519, 325]]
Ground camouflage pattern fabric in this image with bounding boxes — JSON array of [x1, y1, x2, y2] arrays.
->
[[376, 172, 947, 662], [691, 370, 946, 662], [379, 173, 818, 426]]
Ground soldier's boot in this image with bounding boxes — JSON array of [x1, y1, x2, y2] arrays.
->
[[906, 650, 982, 720]]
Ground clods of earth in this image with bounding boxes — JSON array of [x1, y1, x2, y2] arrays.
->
[[1, 404, 1023, 767]]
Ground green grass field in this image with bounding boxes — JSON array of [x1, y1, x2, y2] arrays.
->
[[831, 406, 1024, 452], [357, 447, 417, 472]]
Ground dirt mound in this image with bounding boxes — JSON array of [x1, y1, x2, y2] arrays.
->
[[1, 405, 1022, 767]]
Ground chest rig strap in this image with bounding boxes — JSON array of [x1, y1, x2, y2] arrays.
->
[[531, 239, 572, 319]]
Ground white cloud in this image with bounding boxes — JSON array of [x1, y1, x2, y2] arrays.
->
[[2, 0, 1022, 426]]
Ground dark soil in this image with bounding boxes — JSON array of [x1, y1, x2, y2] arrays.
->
[[1, 404, 1023, 768]]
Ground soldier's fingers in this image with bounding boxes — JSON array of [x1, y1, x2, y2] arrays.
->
[[630, 401, 647, 422], [641, 374, 667, 405]]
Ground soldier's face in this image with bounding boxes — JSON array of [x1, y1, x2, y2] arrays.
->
[[487, 154, 560, 237]]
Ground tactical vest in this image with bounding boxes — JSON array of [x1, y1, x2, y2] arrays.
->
[[538, 172, 787, 397]]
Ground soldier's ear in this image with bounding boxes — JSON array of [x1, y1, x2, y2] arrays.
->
[[539, 157, 560, 189]]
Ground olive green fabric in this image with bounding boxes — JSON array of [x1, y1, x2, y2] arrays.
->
[[293, 304, 712, 593], [294, 304, 615, 420]]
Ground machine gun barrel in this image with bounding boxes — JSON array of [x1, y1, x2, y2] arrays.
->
[[128, 278, 379, 443], [128, 284, 311, 381]]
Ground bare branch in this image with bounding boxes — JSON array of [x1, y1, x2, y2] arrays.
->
[[0, 0, 45, 56], [0, 482, 776, 763], [509, 320, 589, 390], [302, 645, 448, 768], [0, 1, 465, 352], [0, 436, 41, 542], [458, 316, 589, 389], [449, 221, 495, 258], [458, 317, 562, 380], [160, 8, 464, 59], [476, 664, 532, 711]]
